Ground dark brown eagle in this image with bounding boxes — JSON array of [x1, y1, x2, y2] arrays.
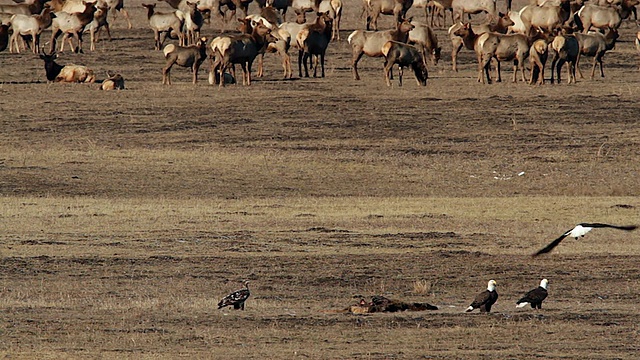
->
[[465, 279, 498, 313], [218, 280, 250, 310], [516, 279, 548, 309]]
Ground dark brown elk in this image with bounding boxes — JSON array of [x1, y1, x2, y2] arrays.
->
[[212, 22, 277, 87], [348, 17, 414, 80], [365, 0, 415, 30], [381, 40, 428, 86], [162, 36, 208, 85], [296, 11, 333, 77]]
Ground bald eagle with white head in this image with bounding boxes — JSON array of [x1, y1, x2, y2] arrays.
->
[[465, 279, 498, 313], [533, 223, 637, 256], [516, 279, 548, 309]]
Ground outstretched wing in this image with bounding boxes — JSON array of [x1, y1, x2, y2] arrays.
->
[[580, 223, 637, 231], [532, 229, 572, 257]]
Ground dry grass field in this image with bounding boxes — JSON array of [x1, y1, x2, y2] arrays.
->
[[1, 0, 640, 358]]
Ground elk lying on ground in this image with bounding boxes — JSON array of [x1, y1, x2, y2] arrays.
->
[[348, 17, 414, 80], [49, 1, 97, 53], [86, 2, 111, 51], [449, 12, 513, 72], [9, 5, 53, 54], [550, 33, 579, 84], [453, 22, 530, 84], [364, 0, 414, 30], [381, 40, 428, 86], [451, 0, 497, 22], [409, 20, 441, 65], [211, 22, 276, 87], [39, 51, 95, 82], [528, 38, 547, 85], [142, 3, 184, 50], [162, 36, 207, 85], [573, 27, 618, 79], [100, 70, 125, 90]]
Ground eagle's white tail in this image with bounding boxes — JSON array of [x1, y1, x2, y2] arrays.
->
[[465, 306, 474, 312], [516, 302, 528, 308]]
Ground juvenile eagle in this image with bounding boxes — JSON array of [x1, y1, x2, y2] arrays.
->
[[218, 280, 250, 310]]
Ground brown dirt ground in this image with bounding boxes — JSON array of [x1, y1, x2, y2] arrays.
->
[[1, 0, 640, 358]]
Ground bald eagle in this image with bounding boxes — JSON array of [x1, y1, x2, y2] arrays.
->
[[516, 279, 548, 309], [533, 223, 637, 256], [465, 279, 498, 313], [218, 280, 250, 310]]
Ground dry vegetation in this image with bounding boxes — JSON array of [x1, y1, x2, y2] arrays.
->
[[1, 0, 640, 358]]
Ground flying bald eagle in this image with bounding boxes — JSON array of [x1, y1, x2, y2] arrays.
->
[[218, 280, 250, 310], [516, 279, 548, 309], [465, 279, 498, 313], [533, 223, 637, 256]]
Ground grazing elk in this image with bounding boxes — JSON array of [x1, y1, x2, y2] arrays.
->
[[364, 0, 415, 31], [573, 27, 618, 79], [9, 5, 53, 54], [39, 51, 95, 83], [212, 22, 277, 87], [297, 11, 333, 77], [381, 40, 428, 86], [141, 3, 184, 50], [100, 71, 125, 90], [348, 17, 415, 80], [162, 36, 208, 84], [49, 1, 97, 53], [449, 12, 513, 72], [550, 33, 579, 84]]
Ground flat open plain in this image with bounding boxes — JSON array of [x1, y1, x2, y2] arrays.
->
[[1, 0, 640, 358]]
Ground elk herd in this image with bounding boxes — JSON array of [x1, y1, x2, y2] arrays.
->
[[0, 0, 639, 88]]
